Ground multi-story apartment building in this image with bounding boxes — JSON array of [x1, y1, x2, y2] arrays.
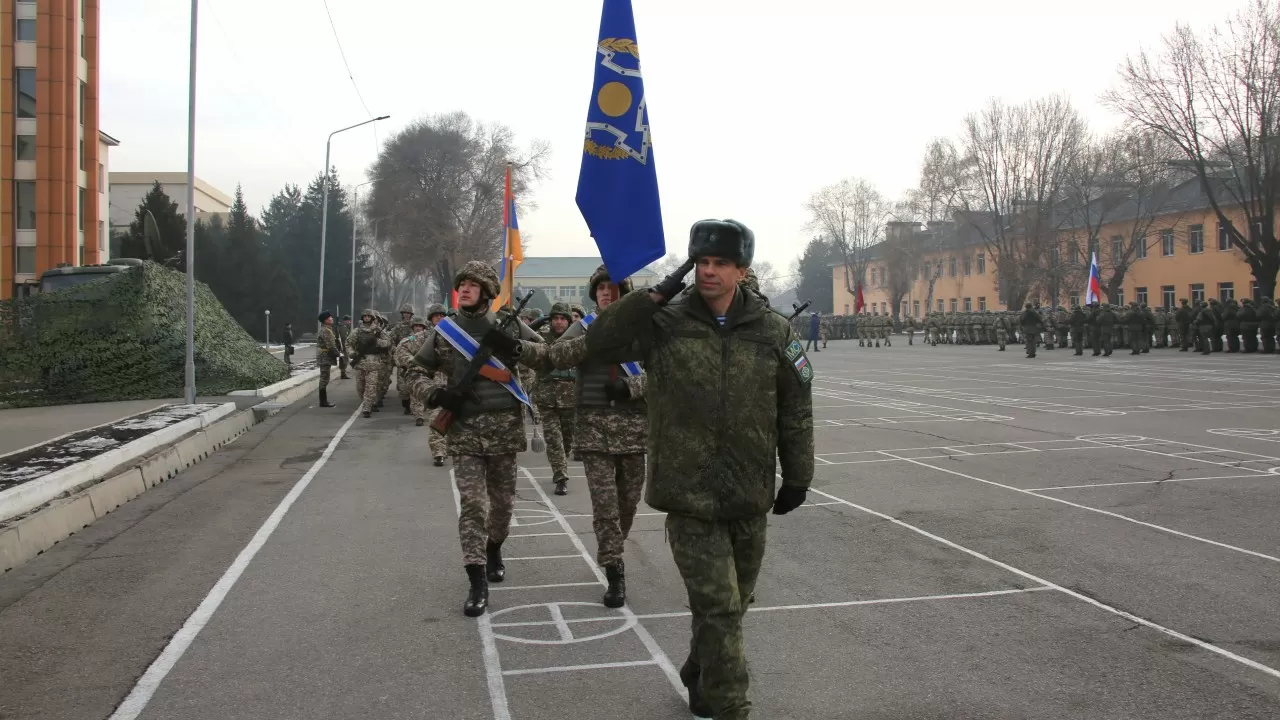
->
[[835, 178, 1270, 318], [2, 0, 112, 299]]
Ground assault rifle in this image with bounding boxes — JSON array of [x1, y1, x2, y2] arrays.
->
[[431, 290, 535, 434], [788, 300, 812, 321]]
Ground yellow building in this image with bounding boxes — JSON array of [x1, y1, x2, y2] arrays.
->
[[834, 180, 1269, 318]]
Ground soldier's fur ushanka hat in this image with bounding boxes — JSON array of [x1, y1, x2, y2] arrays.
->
[[689, 219, 754, 267]]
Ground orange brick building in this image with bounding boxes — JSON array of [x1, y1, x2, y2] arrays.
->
[[1, 0, 106, 299], [834, 180, 1271, 318]]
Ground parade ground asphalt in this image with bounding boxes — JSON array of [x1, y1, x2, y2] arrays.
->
[[2, 340, 1280, 719]]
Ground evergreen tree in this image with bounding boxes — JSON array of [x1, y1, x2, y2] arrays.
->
[[119, 182, 188, 269], [796, 237, 837, 313]]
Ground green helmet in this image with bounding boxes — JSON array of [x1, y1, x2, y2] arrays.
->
[[410, 316, 427, 329], [549, 302, 574, 319], [426, 303, 447, 319]]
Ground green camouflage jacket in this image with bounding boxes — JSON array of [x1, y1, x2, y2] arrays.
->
[[571, 287, 814, 520]]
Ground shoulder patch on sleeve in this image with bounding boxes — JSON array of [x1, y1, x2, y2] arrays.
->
[[786, 339, 813, 384], [784, 339, 803, 362]]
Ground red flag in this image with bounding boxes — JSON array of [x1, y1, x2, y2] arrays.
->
[[451, 289, 459, 309], [855, 283, 865, 313]]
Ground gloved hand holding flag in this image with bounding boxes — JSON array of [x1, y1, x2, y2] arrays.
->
[[576, 0, 666, 282]]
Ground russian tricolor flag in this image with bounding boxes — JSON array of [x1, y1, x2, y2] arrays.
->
[[1085, 251, 1101, 305]]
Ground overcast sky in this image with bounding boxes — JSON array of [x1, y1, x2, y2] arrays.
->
[[102, 0, 1246, 276]]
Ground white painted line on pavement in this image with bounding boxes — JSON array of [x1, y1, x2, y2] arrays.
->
[[520, 467, 690, 704], [489, 581, 599, 592], [502, 659, 660, 676], [450, 470, 512, 720], [1029, 473, 1269, 491], [807, 486, 1280, 682], [109, 407, 363, 720], [491, 587, 1052, 627], [896, 455, 1280, 565]]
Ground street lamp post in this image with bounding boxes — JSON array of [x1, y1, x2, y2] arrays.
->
[[352, 180, 373, 322], [183, 0, 199, 405], [264, 309, 271, 350], [318, 116, 389, 324]]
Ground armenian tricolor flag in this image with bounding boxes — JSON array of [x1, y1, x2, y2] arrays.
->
[[493, 163, 523, 311]]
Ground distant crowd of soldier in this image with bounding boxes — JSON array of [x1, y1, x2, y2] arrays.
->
[[791, 297, 1280, 358]]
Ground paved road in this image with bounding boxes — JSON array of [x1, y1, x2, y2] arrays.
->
[[2, 342, 1279, 719], [0, 346, 316, 456]]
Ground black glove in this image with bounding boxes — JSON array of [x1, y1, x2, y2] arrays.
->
[[603, 378, 631, 402], [652, 258, 696, 301], [772, 485, 807, 515], [427, 387, 466, 413], [481, 327, 522, 357]]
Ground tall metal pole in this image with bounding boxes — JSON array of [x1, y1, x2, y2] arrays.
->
[[317, 116, 389, 325], [183, 0, 199, 404]]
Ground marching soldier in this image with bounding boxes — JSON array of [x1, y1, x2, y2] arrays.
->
[[1175, 298, 1193, 351], [422, 304, 450, 464], [513, 267, 648, 608], [351, 310, 390, 417], [315, 311, 339, 408], [413, 262, 539, 617], [1070, 303, 1087, 355], [1020, 303, 1043, 358], [1260, 297, 1277, 353], [490, 219, 813, 719], [337, 315, 352, 379], [534, 303, 579, 496], [394, 316, 432, 425], [389, 304, 417, 414]]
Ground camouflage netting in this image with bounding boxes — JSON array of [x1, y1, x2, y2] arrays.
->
[[0, 262, 289, 407]]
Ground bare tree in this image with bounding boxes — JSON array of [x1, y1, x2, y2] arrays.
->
[[900, 139, 967, 313], [805, 178, 891, 312], [1056, 130, 1182, 303], [1104, 0, 1280, 298], [366, 111, 550, 299], [751, 259, 788, 299], [954, 96, 1086, 309]]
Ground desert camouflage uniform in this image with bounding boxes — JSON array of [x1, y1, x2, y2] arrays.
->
[[350, 312, 391, 414], [533, 304, 578, 487], [389, 304, 417, 412], [316, 324, 339, 391]]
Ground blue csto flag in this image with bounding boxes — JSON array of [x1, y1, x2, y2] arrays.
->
[[576, 0, 665, 283]]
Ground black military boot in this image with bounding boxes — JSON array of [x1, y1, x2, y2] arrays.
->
[[362, 411, 371, 418], [553, 474, 569, 496], [486, 539, 505, 583], [464, 564, 488, 617], [433, 455, 445, 467], [415, 417, 425, 426], [603, 560, 626, 608], [680, 659, 713, 718], [319, 389, 335, 408]]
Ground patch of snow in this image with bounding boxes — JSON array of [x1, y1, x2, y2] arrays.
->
[[61, 436, 121, 454]]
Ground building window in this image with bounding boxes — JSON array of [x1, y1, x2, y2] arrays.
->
[[1219, 282, 1234, 302], [880, 302, 887, 314], [1135, 287, 1148, 306], [963, 256, 971, 276], [16, 68, 36, 119], [843, 304, 849, 314], [963, 297, 972, 311], [16, 18, 36, 42], [869, 268, 876, 286], [79, 82, 85, 127], [949, 298, 957, 312], [99, 221, 105, 250], [80, 139, 86, 170], [1069, 294, 1080, 307], [15, 134, 36, 161], [913, 300, 920, 316], [1111, 235, 1123, 260], [16, 181, 37, 230], [1189, 225, 1204, 254], [1190, 283, 1205, 304], [16, 247, 37, 275], [977, 252, 986, 274], [1161, 285, 1175, 310], [1136, 235, 1148, 259], [948, 257, 957, 277], [1114, 288, 1125, 306], [1218, 223, 1231, 250], [79, 188, 86, 221], [978, 296, 986, 311], [1161, 230, 1175, 257], [79, 245, 85, 266], [99, 163, 105, 187]]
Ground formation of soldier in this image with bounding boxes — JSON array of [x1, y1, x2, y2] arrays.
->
[[786, 298, 1280, 358], [313, 220, 813, 720]]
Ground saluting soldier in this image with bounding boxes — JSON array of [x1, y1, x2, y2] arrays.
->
[[489, 219, 813, 719], [413, 262, 541, 617]]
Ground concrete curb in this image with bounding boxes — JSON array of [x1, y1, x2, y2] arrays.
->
[[0, 394, 303, 573], [228, 368, 319, 398], [0, 403, 236, 524]]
